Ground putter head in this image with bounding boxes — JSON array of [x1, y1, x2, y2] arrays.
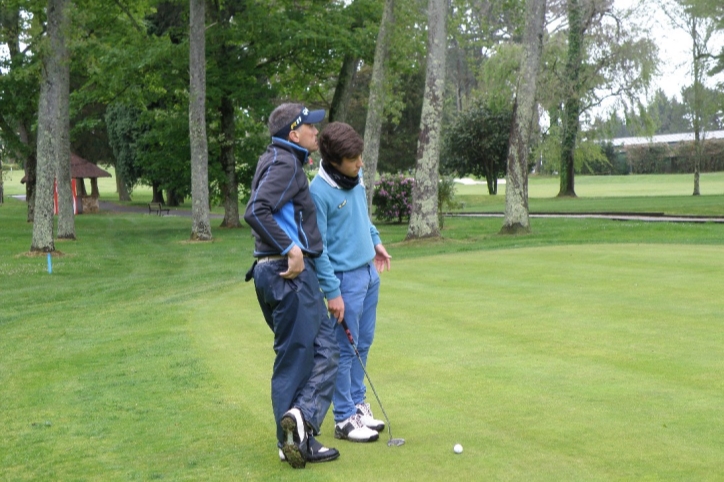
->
[[387, 438, 405, 447]]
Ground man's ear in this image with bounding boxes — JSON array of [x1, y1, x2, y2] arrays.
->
[[288, 130, 299, 143]]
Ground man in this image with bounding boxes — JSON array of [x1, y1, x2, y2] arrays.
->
[[310, 122, 391, 443], [244, 103, 339, 469]]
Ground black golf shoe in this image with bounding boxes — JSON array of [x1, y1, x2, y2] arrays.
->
[[280, 408, 307, 469], [278, 436, 340, 463]]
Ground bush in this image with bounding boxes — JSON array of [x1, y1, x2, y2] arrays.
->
[[438, 175, 462, 229], [372, 174, 414, 223]]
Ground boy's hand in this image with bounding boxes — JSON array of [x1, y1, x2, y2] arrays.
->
[[328, 296, 345, 323], [373, 244, 391, 273]]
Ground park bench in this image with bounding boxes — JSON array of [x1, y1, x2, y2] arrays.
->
[[148, 202, 170, 216]]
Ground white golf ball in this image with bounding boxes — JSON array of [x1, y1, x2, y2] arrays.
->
[[453, 443, 463, 454]]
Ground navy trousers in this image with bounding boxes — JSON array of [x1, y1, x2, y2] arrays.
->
[[253, 257, 339, 443]]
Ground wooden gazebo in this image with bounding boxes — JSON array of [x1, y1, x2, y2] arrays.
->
[[22, 153, 112, 213]]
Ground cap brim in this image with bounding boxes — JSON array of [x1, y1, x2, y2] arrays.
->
[[305, 109, 325, 124]]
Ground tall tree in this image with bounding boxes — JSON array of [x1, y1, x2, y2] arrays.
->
[[407, 0, 447, 240], [501, 0, 547, 235], [55, 0, 74, 240], [665, 0, 718, 196], [363, 0, 395, 213], [0, 1, 41, 222], [188, 0, 211, 241], [32, 0, 67, 253], [558, 0, 583, 197]]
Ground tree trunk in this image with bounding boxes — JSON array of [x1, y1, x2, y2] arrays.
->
[[167, 188, 182, 206], [330, 54, 359, 123], [55, 0, 74, 240], [219, 94, 241, 228], [558, 0, 582, 198], [189, 0, 212, 241], [406, 0, 446, 240], [26, 150, 37, 222], [485, 174, 497, 195], [32, 0, 65, 253], [691, 17, 702, 196], [501, 0, 547, 235], [115, 168, 132, 201], [363, 0, 395, 214], [152, 182, 164, 203]]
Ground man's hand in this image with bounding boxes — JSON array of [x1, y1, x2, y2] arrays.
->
[[373, 244, 391, 273], [280, 245, 305, 279], [327, 295, 345, 323]]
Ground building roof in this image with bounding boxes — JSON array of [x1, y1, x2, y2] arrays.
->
[[21, 154, 111, 183], [611, 130, 724, 148]]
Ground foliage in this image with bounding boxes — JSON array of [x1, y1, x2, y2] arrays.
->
[[575, 139, 611, 175], [372, 173, 414, 223], [625, 138, 724, 174], [441, 102, 512, 194], [591, 88, 721, 139], [437, 174, 462, 228], [105, 103, 144, 192]]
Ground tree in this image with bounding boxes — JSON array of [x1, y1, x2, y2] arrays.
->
[[188, 0, 211, 241], [407, 0, 447, 240], [0, 0, 42, 222], [55, 0, 74, 240], [664, 0, 719, 196], [363, 0, 395, 213], [501, 0, 547, 235], [535, 0, 656, 196], [441, 104, 511, 194], [558, 0, 584, 197], [32, 0, 68, 253]]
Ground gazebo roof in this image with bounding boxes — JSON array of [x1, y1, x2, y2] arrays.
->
[[21, 154, 111, 183], [70, 154, 111, 179]]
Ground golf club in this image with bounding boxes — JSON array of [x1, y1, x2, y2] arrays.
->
[[340, 319, 405, 447]]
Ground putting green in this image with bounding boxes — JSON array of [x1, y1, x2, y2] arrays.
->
[[187, 244, 724, 481]]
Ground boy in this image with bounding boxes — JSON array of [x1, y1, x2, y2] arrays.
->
[[310, 122, 391, 443]]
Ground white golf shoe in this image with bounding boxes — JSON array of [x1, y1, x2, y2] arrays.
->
[[334, 413, 379, 442], [355, 402, 385, 432]]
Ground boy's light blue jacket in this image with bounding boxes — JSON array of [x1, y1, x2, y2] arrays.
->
[[309, 166, 381, 300]]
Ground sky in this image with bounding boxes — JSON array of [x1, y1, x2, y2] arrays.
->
[[617, 0, 724, 100]]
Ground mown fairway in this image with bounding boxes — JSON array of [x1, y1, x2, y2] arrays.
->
[[1, 174, 723, 481]]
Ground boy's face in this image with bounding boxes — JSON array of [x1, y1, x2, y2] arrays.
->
[[335, 154, 363, 178]]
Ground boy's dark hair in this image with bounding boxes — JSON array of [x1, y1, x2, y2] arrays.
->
[[319, 122, 363, 165]]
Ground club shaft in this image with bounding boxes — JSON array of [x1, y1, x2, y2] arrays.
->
[[340, 320, 395, 442]]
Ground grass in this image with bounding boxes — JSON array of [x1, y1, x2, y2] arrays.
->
[[453, 172, 724, 215], [2, 173, 724, 480]]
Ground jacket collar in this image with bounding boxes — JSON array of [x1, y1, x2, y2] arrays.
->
[[271, 137, 309, 165]]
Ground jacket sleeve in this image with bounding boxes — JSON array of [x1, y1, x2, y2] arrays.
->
[[243, 157, 299, 254], [310, 184, 342, 299]]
